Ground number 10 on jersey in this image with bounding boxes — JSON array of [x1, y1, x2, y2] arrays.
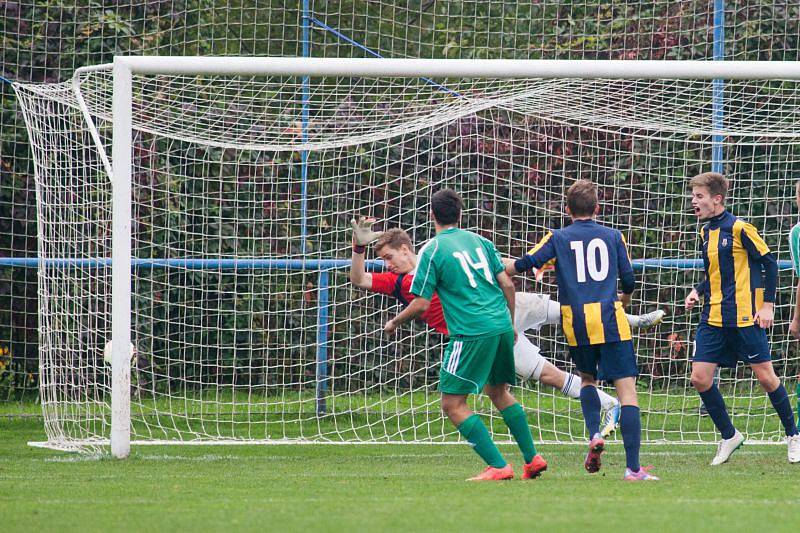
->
[[570, 239, 609, 282]]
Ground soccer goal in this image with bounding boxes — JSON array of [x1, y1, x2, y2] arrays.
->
[[14, 57, 800, 457]]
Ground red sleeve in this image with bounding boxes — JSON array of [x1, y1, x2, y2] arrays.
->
[[370, 272, 399, 295]]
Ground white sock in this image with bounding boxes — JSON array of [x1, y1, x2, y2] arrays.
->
[[561, 374, 618, 410], [597, 388, 618, 410], [561, 373, 582, 398]]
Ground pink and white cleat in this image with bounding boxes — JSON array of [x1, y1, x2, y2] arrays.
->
[[623, 465, 660, 481]]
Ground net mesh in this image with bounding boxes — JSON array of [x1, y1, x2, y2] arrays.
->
[[5, 0, 800, 407], [13, 67, 800, 449]]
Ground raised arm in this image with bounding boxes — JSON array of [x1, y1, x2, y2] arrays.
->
[[349, 216, 383, 290], [350, 246, 372, 289]]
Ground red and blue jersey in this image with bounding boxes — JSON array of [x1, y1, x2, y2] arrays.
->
[[514, 219, 634, 347], [370, 272, 448, 335]]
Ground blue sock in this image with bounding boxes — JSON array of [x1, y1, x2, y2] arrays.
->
[[699, 385, 735, 440], [579, 385, 601, 438], [619, 405, 641, 472], [768, 384, 799, 437]]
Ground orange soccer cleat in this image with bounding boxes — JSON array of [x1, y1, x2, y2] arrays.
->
[[467, 464, 514, 481], [522, 454, 548, 479]]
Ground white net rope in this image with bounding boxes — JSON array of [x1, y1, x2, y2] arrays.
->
[[5, 0, 800, 407], [14, 66, 800, 450]]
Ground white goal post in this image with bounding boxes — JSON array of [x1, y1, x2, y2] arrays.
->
[[16, 56, 800, 458]]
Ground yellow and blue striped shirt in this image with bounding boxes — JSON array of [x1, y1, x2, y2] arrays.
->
[[514, 220, 635, 347], [696, 211, 777, 328]]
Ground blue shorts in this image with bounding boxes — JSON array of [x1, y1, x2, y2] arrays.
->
[[568, 340, 638, 381], [693, 323, 771, 368]]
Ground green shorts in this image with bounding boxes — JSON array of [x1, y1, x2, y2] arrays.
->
[[439, 329, 516, 395]]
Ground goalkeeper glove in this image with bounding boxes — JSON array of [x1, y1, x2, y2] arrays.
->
[[350, 216, 383, 252]]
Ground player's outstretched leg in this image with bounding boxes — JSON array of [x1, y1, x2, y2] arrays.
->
[[485, 384, 547, 480], [692, 362, 743, 465], [515, 336, 621, 437], [443, 394, 513, 481], [540, 297, 664, 332], [626, 309, 666, 330], [578, 376, 605, 473], [751, 362, 800, 463]]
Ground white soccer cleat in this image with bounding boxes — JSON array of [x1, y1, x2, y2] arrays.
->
[[711, 430, 745, 466], [788, 434, 800, 464], [601, 401, 621, 438], [628, 309, 666, 330]]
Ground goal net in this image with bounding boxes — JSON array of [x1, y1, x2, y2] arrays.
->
[[13, 58, 800, 454]]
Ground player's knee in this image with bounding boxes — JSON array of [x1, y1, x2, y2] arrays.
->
[[690, 373, 712, 392], [440, 399, 454, 417], [537, 363, 561, 388], [756, 373, 780, 393], [485, 384, 511, 405], [440, 396, 465, 417]]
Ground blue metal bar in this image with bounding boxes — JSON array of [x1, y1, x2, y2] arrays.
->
[[706, 0, 727, 401], [2, 257, 794, 271], [300, 0, 311, 255], [307, 16, 462, 97], [0, 257, 385, 270], [711, 0, 725, 174], [315, 270, 329, 415], [302, 1, 329, 416]]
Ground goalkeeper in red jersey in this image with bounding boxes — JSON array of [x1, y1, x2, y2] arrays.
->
[[349, 218, 664, 438]]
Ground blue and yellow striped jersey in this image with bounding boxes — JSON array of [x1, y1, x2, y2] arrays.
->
[[696, 210, 777, 328], [514, 219, 635, 347]]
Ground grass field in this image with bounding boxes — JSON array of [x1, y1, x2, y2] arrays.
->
[[2, 416, 799, 532]]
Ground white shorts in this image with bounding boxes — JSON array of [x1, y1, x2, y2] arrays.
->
[[514, 333, 546, 381], [514, 292, 552, 333]]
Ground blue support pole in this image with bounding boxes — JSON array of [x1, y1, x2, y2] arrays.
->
[[300, 0, 311, 254], [705, 0, 726, 403], [711, 0, 725, 174], [315, 271, 329, 415], [301, 0, 328, 415]]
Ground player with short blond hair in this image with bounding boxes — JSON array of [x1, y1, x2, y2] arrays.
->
[[685, 172, 799, 465]]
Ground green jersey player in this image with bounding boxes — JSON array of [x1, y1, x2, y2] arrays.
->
[[786, 180, 800, 457], [384, 189, 546, 481]]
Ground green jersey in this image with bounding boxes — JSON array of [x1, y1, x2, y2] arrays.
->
[[790, 222, 800, 276], [410, 227, 512, 337]]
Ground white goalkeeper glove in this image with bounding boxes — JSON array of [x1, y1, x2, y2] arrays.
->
[[350, 216, 383, 251]]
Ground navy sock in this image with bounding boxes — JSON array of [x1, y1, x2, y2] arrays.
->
[[619, 405, 641, 472], [699, 385, 735, 440], [579, 385, 602, 438], [768, 384, 799, 437]]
